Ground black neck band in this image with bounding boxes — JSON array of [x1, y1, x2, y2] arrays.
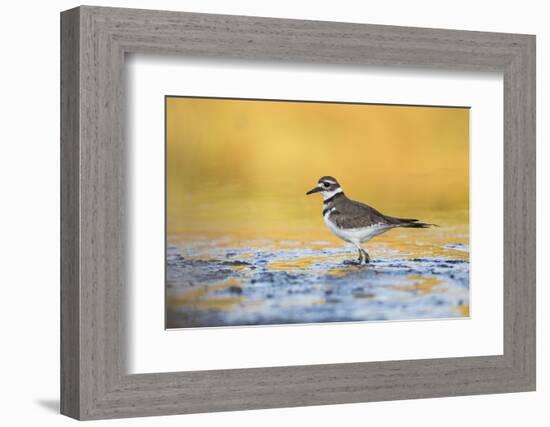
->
[[323, 191, 343, 204]]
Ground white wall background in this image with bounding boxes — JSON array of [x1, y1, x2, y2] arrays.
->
[[0, 0, 546, 425]]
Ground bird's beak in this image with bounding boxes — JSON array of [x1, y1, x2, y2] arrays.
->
[[306, 186, 322, 195]]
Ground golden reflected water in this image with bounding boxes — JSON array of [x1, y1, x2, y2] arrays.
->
[[167, 97, 469, 239]]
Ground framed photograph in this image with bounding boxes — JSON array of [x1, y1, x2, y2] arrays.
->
[[61, 6, 536, 420]]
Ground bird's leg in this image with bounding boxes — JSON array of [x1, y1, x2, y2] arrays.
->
[[356, 247, 364, 263], [361, 248, 370, 264]]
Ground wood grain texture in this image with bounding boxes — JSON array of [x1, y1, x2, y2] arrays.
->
[[60, 7, 80, 419], [60, 5, 536, 420]]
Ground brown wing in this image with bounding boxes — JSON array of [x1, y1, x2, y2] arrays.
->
[[330, 197, 397, 229]]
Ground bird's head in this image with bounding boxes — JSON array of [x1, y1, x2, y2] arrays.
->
[[306, 176, 343, 200]]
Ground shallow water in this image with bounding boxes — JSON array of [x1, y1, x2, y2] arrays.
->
[[166, 226, 469, 328]]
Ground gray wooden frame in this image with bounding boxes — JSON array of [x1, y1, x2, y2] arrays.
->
[[60, 5, 536, 420]]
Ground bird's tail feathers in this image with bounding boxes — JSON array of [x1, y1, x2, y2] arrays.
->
[[391, 217, 439, 228]]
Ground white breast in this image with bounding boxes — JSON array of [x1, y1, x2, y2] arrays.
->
[[323, 209, 391, 245]]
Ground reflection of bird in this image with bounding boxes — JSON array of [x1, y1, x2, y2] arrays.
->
[[306, 176, 435, 264]]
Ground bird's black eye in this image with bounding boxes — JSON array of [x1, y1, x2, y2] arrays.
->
[[323, 182, 330, 188]]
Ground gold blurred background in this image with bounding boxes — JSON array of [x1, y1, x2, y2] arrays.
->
[[166, 97, 469, 240]]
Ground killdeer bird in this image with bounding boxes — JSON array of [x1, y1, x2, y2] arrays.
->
[[306, 176, 434, 264]]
